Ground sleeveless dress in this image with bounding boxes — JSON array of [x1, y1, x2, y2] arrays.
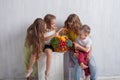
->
[[43, 30, 55, 51]]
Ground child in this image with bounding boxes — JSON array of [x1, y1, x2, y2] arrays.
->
[[57, 14, 82, 42], [43, 14, 59, 80], [24, 18, 46, 80], [73, 24, 92, 80], [57, 14, 83, 80], [25, 14, 60, 80]]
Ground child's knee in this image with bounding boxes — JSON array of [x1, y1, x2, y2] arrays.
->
[[45, 49, 53, 56]]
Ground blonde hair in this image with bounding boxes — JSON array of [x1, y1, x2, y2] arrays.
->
[[44, 14, 56, 29], [26, 18, 45, 59], [81, 24, 91, 34], [64, 14, 82, 34]]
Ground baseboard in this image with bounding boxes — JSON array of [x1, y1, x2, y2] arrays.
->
[[79, 76, 120, 80], [98, 76, 120, 80]]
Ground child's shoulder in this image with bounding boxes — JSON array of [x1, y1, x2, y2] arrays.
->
[[87, 37, 92, 44], [88, 36, 92, 41]]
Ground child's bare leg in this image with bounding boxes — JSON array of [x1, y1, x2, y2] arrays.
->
[[80, 63, 88, 69], [26, 53, 36, 77], [28, 53, 36, 70], [85, 76, 89, 80], [45, 49, 53, 80]]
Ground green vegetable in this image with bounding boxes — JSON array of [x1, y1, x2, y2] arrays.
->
[[50, 37, 59, 48], [66, 40, 73, 48]]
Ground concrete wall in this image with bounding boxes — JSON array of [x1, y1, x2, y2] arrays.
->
[[0, 0, 120, 79]]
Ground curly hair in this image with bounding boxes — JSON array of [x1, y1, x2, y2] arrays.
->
[[64, 14, 82, 34], [25, 18, 45, 59]]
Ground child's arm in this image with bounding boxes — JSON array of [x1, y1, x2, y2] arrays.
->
[[44, 27, 63, 41], [86, 46, 92, 61], [55, 27, 64, 35], [56, 27, 64, 33], [56, 27, 67, 35], [88, 46, 92, 56], [73, 42, 91, 52]]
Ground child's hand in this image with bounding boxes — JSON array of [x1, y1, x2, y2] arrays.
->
[[86, 54, 91, 61], [74, 48, 79, 53], [56, 32, 59, 36], [73, 53, 79, 58], [73, 42, 79, 48], [54, 32, 59, 37]]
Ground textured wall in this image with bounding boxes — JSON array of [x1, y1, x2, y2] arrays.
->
[[0, 0, 120, 79]]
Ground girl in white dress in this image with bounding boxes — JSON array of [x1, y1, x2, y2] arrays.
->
[[43, 14, 58, 80]]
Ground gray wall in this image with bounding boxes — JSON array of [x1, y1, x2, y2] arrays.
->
[[0, 0, 120, 79]]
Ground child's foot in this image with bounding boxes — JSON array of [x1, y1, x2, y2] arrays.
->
[[25, 68, 33, 78], [45, 70, 49, 80], [27, 76, 33, 80], [45, 75, 49, 80], [80, 63, 88, 69]]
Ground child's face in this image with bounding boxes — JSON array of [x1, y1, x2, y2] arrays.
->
[[79, 30, 89, 39], [51, 19, 56, 28]]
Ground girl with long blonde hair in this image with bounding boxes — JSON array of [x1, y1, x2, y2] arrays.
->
[[24, 18, 46, 80], [60, 14, 97, 80]]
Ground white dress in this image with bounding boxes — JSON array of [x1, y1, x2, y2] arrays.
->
[[44, 30, 56, 44], [38, 30, 64, 80]]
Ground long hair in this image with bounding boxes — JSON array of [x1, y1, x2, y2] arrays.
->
[[44, 14, 56, 29], [25, 18, 45, 59], [64, 14, 82, 34]]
